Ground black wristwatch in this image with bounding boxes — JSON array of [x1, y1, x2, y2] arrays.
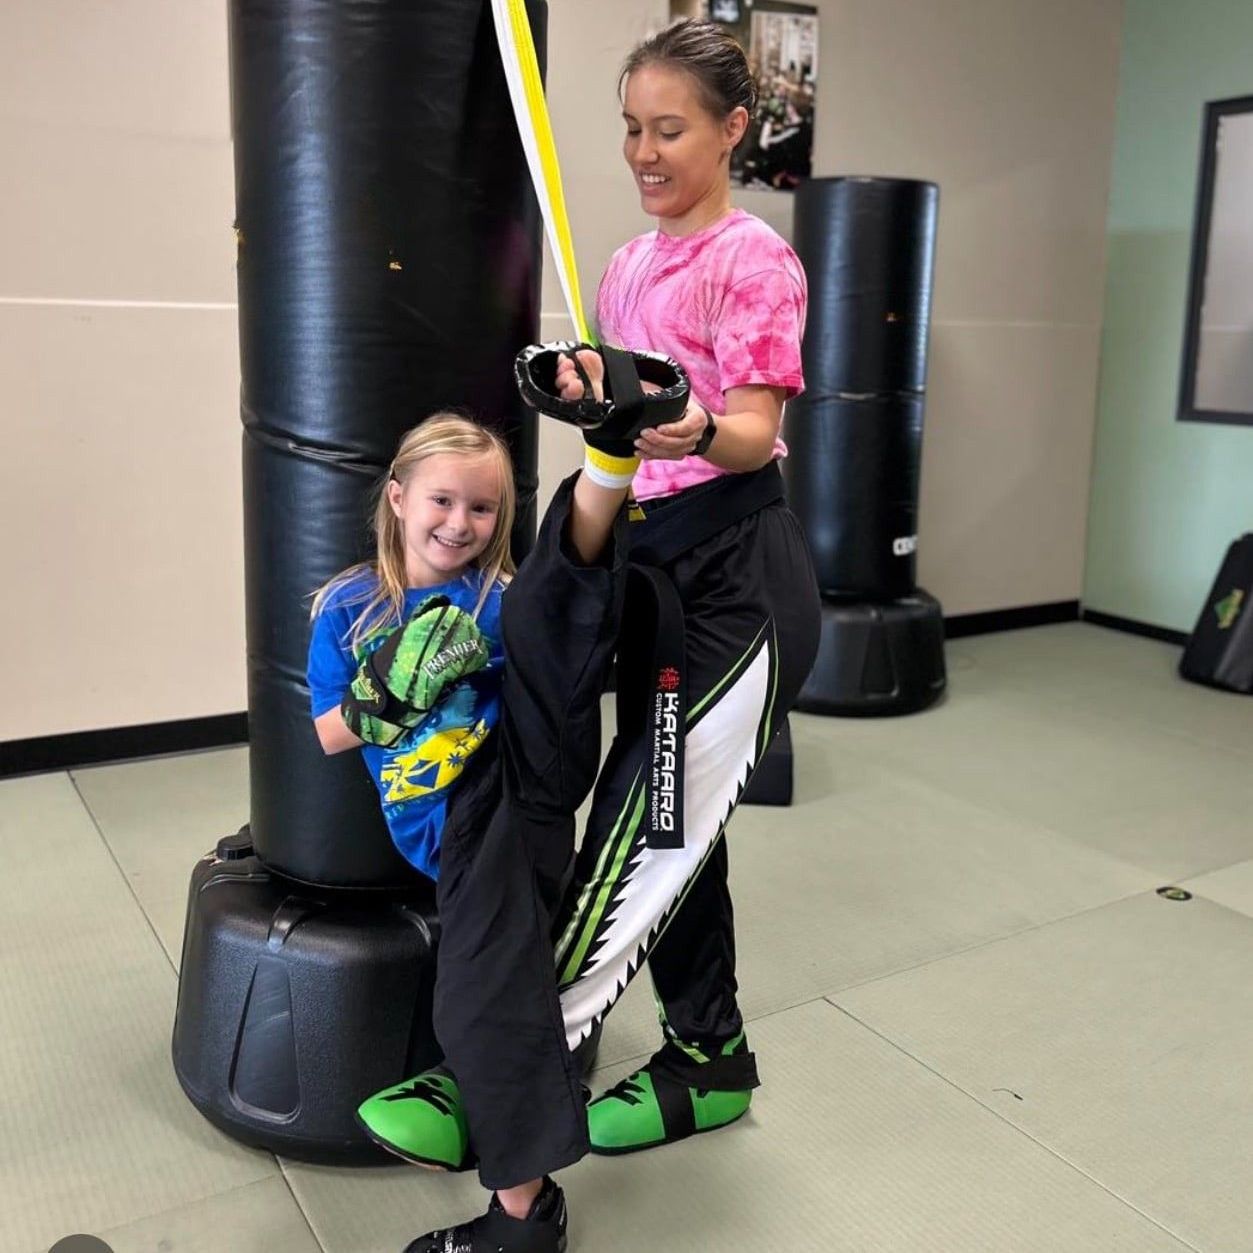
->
[[692, 405, 717, 457]]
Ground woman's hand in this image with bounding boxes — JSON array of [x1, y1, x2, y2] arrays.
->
[[636, 399, 709, 461], [555, 349, 605, 403]]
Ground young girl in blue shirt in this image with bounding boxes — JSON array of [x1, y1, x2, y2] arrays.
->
[[307, 414, 515, 880]]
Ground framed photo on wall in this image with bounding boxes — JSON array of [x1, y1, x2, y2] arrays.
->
[[670, 0, 817, 191]]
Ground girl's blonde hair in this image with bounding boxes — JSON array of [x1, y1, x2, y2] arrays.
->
[[311, 413, 516, 650]]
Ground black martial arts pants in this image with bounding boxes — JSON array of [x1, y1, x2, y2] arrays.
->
[[434, 469, 820, 1190], [433, 474, 626, 1189]]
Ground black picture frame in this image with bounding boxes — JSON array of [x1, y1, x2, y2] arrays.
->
[[1178, 94, 1253, 428]]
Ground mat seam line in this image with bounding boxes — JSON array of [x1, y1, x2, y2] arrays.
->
[[67, 770, 181, 979], [277, 1159, 331, 1253], [821, 998, 1204, 1253], [821, 888, 1153, 999]]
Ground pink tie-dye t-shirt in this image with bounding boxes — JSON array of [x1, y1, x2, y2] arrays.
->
[[596, 208, 807, 502]]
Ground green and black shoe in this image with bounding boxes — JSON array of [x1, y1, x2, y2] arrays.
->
[[356, 1067, 472, 1171], [587, 1032, 759, 1156]]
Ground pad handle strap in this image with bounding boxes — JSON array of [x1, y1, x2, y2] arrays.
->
[[600, 343, 646, 425]]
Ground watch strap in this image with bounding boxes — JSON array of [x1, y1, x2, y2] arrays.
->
[[692, 405, 717, 457]]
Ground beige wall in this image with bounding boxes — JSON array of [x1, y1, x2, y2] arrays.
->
[[1, 0, 1123, 743], [1, 3, 241, 742]]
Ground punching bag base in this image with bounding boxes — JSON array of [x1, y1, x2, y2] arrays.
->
[[798, 591, 947, 717], [172, 832, 441, 1164], [743, 717, 794, 806]]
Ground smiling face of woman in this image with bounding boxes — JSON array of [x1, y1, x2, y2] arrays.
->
[[621, 62, 748, 236]]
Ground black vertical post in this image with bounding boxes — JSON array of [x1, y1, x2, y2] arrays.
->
[[231, 0, 545, 885]]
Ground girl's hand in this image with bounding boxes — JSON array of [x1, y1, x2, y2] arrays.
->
[[555, 349, 605, 403], [636, 400, 709, 461]]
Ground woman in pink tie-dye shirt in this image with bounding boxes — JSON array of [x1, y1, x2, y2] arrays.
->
[[551, 17, 822, 1167]]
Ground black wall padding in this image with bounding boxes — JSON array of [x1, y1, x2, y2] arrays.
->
[[232, 0, 545, 887], [784, 177, 938, 600]]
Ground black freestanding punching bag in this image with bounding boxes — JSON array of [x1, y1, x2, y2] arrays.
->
[[783, 177, 947, 715], [172, 0, 545, 1161]]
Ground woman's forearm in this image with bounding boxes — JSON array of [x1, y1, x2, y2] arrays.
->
[[633, 384, 785, 471], [700, 406, 781, 472]]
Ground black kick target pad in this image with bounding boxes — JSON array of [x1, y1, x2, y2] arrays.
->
[[515, 341, 690, 437]]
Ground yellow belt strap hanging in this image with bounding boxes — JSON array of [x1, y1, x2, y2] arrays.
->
[[490, 0, 594, 344]]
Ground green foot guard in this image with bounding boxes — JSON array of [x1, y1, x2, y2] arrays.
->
[[356, 1067, 471, 1171], [588, 1032, 758, 1155]]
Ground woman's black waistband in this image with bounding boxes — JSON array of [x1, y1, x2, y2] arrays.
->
[[628, 461, 784, 567]]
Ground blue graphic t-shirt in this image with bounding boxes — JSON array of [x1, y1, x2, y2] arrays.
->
[[306, 569, 505, 880]]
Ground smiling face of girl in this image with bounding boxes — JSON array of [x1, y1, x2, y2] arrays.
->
[[621, 62, 748, 236], [386, 451, 503, 588]]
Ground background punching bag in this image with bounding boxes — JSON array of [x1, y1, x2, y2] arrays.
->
[[784, 177, 947, 715], [172, 0, 548, 1161], [235, 0, 542, 887]]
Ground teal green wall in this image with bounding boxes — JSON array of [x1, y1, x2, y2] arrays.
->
[[1085, 0, 1253, 631]]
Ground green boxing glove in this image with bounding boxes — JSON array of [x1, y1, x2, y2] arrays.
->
[[341, 595, 489, 747]]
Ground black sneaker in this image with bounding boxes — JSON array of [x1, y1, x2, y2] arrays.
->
[[403, 1176, 568, 1253]]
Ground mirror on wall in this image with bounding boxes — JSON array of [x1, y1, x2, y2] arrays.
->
[[1179, 95, 1253, 427]]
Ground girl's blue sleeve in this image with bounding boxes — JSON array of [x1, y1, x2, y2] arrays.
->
[[487, 582, 507, 668], [307, 606, 357, 717]]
